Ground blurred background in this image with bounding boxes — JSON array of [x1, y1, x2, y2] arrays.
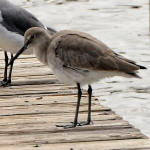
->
[[9, 0, 150, 137]]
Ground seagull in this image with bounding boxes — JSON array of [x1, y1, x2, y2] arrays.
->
[[8, 27, 146, 128], [0, 0, 56, 86]]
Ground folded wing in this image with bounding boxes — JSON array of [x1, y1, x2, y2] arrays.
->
[[51, 31, 143, 75]]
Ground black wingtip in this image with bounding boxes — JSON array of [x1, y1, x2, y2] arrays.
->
[[47, 27, 57, 35], [128, 72, 141, 79], [137, 65, 147, 69]]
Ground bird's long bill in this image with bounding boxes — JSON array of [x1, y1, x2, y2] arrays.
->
[[7, 41, 30, 66]]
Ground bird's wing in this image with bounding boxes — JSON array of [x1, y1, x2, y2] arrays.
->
[[0, 7, 44, 36], [50, 31, 140, 74]]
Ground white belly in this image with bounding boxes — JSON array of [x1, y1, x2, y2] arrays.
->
[[0, 24, 33, 55], [47, 51, 129, 86], [49, 62, 128, 86]]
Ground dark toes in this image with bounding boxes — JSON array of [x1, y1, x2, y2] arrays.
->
[[77, 120, 93, 126], [56, 122, 77, 129], [0, 81, 11, 87]]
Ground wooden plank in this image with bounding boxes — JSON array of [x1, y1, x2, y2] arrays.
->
[[0, 96, 108, 109], [0, 128, 145, 145], [0, 119, 131, 135], [1, 139, 150, 150], [0, 114, 121, 125], [0, 103, 110, 116]]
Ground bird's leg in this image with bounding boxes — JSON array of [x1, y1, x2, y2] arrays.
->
[[56, 83, 82, 128], [73, 83, 82, 126], [0, 52, 13, 87], [0, 52, 8, 87], [77, 85, 93, 126], [7, 53, 14, 85], [87, 85, 92, 124]]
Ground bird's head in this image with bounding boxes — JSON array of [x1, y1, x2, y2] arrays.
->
[[8, 27, 52, 66], [24, 27, 48, 47]]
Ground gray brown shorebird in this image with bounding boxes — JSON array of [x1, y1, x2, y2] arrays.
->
[[8, 27, 146, 128], [0, 0, 56, 86]]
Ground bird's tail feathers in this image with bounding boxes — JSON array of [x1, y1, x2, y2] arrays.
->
[[127, 72, 141, 79], [136, 65, 147, 69]]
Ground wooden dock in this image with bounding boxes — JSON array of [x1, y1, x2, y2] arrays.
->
[[0, 52, 150, 150]]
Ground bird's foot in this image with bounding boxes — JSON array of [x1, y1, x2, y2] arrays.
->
[[56, 122, 77, 129], [0, 80, 11, 87], [77, 120, 93, 126], [56, 120, 93, 129]]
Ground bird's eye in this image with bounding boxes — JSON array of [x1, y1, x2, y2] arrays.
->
[[30, 34, 36, 40]]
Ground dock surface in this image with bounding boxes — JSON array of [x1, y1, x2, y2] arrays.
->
[[0, 53, 150, 150]]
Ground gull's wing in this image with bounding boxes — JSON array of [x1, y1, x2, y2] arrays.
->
[[50, 30, 141, 75], [0, 6, 45, 36]]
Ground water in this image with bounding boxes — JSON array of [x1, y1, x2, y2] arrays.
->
[[10, 0, 150, 137]]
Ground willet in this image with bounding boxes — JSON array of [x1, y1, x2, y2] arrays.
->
[[8, 27, 146, 128], [0, 0, 56, 86]]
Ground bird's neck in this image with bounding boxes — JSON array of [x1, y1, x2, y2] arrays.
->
[[33, 39, 49, 65]]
